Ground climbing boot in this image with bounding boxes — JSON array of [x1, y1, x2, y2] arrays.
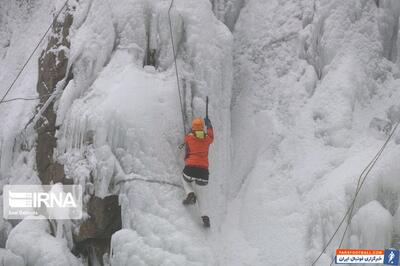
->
[[182, 192, 196, 205], [202, 216, 210, 228]]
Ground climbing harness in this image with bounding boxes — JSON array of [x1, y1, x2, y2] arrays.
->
[[312, 121, 400, 266], [168, 0, 186, 136], [0, 0, 69, 105], [116, 176, 183, 189], [182, 172, 208, 186]]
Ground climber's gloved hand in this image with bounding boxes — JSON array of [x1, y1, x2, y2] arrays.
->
[[204, 117, 212, 129]]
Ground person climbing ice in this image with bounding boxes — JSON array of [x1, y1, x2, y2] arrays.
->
[[181, 116, 213, 228]]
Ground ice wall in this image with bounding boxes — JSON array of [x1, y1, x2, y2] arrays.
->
[[0, 1, 59, 261], [4, 0, 400, 265], [0, 0, 232, 264], [54, 0, 232, 264], [0, 0, 57, 180], [223, 0, 400, 265], [6, 219, 82, 266], [210, 0, 244, 31]]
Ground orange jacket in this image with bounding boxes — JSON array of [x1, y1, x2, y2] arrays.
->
[[184, 128, 214, 169]]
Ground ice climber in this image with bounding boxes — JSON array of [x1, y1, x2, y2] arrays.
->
[[182, 117, 213, 227]]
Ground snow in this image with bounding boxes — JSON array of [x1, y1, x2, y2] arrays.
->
[[0, 2, 62, 262], [0, 248, 24, 266], [349, 200, 393, 249], [224, 0, 400, 265], [56, 0, 231, 264], [0, 0, 57, 180], [6, 218, 82, 266], [2, 0, 400, 265]]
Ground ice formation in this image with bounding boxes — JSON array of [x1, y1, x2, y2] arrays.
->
[[6, 218, 82, 266], [1, 0, 400, 265], [56, 0, 231, 264]]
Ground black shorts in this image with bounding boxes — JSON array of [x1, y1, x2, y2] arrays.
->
[[183, 166, 209, 186]]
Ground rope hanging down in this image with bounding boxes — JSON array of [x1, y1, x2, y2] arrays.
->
[[0, 0, 69, 105], [330, 121, 400, 265], [168, 0, 186, 136], [312, 121, 399, 266]]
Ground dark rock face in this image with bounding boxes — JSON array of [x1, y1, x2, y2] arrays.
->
[[35, 12, 73, 185], [75, 195, 122, 265], [77, 195, 122, 241], [33, 8, 122, 266]]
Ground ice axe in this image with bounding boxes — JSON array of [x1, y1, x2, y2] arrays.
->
[[178, 96, 209, 150], [206, 96, 209, 119]]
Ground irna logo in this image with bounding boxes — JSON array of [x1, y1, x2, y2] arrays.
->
[[3, 184, 82, 220], [8, 191, 77, 208]]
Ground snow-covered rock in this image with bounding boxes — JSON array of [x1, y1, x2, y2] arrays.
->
[[6, 218, 82, 266], [0, 248, 24, 266], [349, 200, 393, 249]]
